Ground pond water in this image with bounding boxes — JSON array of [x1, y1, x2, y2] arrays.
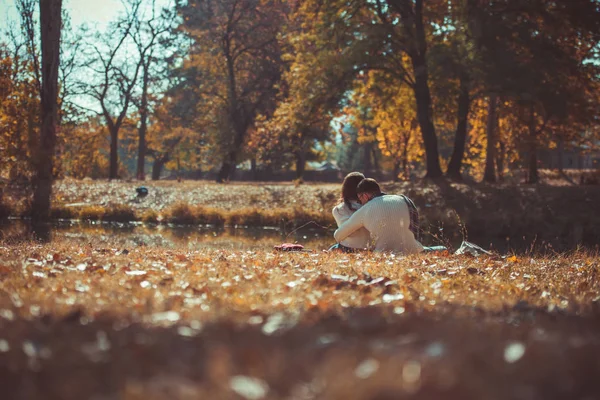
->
[[0, 219, 588, 254], [0, 220, 334, 251]]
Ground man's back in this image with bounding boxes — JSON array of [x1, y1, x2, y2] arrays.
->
[[362, 195, 423, 253], [334, 194, 423, 254]]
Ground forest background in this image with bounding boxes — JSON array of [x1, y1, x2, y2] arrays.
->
[[1, 0, 600, 217]]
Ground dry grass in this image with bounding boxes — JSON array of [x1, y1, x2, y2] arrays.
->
[[161, 203, 332, 229], [50, 204, 139, 223], [1, 238, 599, 399]]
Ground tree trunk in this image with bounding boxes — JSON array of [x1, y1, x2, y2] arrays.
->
[[483, 94, 498, 183], [410, 0, 443, 179], [295, 150, 306, 180], [109, 127, 119, 180], [392, 160, 401, 182], [27, 99, 38, 162], [217, 38, 242, 184], [446, 72, 470, 180], [362, 141, 372, 175], [32, 0, 62, 221], [136, 62, 150, 181], [217, 117, 248, 183], [371, 145, 380, 176], [557, 137, 564, 173], [402, 134, 410, 180], [217, 153, 234, 183], [527, 142, 539, 183], [251, 158, 258, 181], [496, 139, 506, 182], [216, 164, 230, 183], [151, 156, 167, 181], [526, 104, 539, 184]]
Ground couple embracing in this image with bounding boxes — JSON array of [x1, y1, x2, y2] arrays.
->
[[330, 172, 431, 254]]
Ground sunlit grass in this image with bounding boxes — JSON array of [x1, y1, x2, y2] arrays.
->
[[1, 239, 598, 321]]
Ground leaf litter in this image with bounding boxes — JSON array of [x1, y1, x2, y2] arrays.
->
[[0, 238, 599, 399]]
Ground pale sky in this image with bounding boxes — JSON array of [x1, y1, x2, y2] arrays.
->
[[0, 0, 169, 32]]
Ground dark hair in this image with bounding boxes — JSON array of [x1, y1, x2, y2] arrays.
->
[[356, 178, 381, 196], [340, 172, 365, 211]]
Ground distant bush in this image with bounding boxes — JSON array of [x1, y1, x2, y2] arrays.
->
[[164, 203, 199, 225], [102, 204, 137, 222], [196, 206, 227, 225], [77, 206, 105, 221], [229, 208, 274, 226], [49, 205, 78, 220], [140, 209, 159, 224]]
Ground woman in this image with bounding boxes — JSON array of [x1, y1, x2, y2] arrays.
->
[[329, 172, 371, 252]]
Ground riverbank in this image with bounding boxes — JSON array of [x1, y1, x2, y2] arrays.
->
[[2, 179, 600, 250], [0, 238, 599, 399]]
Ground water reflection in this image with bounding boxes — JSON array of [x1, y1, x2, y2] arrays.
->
[[0, 220, 334, 250], [1, 220, 589, 254]]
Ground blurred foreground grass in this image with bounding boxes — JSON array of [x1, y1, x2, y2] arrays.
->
[[1, 239, 599, 399]]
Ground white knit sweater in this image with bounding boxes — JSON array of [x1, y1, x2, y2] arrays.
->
[[332, 201, 371, 249], [334, 195, 424, 254]]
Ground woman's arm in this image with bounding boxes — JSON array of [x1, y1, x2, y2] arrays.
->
[[334, 206, 367, 243], [332, 204, 351, 227]]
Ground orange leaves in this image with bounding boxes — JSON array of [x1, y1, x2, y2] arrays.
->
[[2, 237, 600, 329]]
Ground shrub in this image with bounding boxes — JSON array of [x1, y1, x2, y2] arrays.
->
[[102, 204, 137, 222], [49, 205, 78, 220], [164, 203, 197, 225], [77, 206, 105, 221], [196, 206, 226, 226], [141, 209, 159, 224], [229, 208, 272, 226]]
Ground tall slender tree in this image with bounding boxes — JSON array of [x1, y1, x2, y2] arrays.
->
[[32, 0, 62, 220], [131, 0, 172, 180], [483, 94, 498, 182]]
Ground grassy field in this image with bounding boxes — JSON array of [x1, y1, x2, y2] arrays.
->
[[1, 238, 599, 399]]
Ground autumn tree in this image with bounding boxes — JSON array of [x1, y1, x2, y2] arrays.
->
[[423, 0, 478, 180], [0, 1, 43, 182], [0, 44, 37, 181], [286, 0, 448, 178], [175, 0, 288, 182], [60, 116, 110, 178], [130, 0, 173, 180], [338, 70, 424, 181], [255, 28, 354, 179], [467, 0, 600, 183], [370, 77, 423, 181], [141, 83, 208, 180], [79, 1, 144, 179]]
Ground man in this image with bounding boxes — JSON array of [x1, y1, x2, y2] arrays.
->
[[333, 178, 424, 254]]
